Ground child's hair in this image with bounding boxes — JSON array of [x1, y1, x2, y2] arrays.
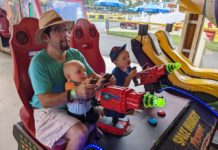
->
[[63, 60, 85, 80]]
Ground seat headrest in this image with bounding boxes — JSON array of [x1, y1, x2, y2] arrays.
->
[[163, 31, 176, 50], [148, 33, 162, 55]]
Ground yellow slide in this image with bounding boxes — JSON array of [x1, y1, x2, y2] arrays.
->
[[135, 34, 218, 103], [155, 30, 218, 81]]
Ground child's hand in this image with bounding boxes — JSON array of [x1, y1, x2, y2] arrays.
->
[[128, 69, 137, 79], [102, 74, 116, 87], [106, 74, 116, 86]]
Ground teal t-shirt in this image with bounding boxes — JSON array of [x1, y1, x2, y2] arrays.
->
[[28, 48, 94, 109]]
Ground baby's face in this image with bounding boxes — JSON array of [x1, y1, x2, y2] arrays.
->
[[114, 50, 131, 69], [69, 64, 87, 83]]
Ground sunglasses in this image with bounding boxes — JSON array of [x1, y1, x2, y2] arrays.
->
[[51, 26, 68, 33]]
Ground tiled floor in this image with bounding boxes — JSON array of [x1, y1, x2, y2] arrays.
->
[[0, 52, 21, 150]]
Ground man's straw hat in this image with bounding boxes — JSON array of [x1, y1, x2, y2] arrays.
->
[[35, 10, 73, 44]]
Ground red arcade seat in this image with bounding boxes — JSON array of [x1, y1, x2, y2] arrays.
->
[[70, 18, 106, 74], [10, 17, 45, 137], [10, 18, 65, 149]]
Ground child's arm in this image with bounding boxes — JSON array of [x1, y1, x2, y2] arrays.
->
[[123, 69, 137, 87]]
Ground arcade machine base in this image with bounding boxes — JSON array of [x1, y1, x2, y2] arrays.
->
[[13, 122, 44, 150], [98, 119, 133, 136], [96, 88, 217, 150], [13, 88, 217, 150]]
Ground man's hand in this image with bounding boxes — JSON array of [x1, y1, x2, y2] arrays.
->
[[75, 78, 97, 99], [95, 74, 116, 90], [108, 74, 116, 86]]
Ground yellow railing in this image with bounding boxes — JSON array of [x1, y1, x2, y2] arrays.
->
[[87, 12, 126, 20]]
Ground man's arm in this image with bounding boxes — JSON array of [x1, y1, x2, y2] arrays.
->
[[38, 79, 98, 108], [38, 92, 68, 108]]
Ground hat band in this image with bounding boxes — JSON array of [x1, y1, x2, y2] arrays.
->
[[42, 17, 63, 28]]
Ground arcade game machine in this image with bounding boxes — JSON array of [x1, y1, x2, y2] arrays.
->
[[0, 7, 10, 53], [132, 1, 218, 107], [153, 0, 218, 84], [10, 17, 218, 149], [129, 1, 218, 148], [10, 1, 218, 150], [1, 0, 42, 54], [131, 1, 218, 107], [132, 26, 218, 105]]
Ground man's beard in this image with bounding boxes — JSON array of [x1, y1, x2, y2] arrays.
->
[[60, 41, 69, 51]]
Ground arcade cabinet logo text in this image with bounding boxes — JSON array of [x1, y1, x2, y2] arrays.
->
[[172, 110, 206, 149]]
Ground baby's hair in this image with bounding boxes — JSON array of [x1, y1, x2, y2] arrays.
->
[[63, 60, 85, 80]]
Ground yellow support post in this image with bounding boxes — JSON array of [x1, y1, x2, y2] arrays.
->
[[213, 31, 218, 42]]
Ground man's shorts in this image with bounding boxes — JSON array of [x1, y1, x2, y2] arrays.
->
[[34, 108, 80, 148]]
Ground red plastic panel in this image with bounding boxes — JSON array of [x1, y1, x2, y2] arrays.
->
[[10, 18, 46, 136], [70, 18, 105, 74], [10, 17, 67, 150]]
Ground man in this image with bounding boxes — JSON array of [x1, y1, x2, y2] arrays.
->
[[29, 10, 114, 150]]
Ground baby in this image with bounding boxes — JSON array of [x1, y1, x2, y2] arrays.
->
[[63, 60, 99, 124]]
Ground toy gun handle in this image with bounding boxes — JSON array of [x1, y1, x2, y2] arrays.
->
[[102, 73, 112, 84], [90, 73, 113, 84], [131, 66, 139, 86], [90, 79, 98, 84]]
